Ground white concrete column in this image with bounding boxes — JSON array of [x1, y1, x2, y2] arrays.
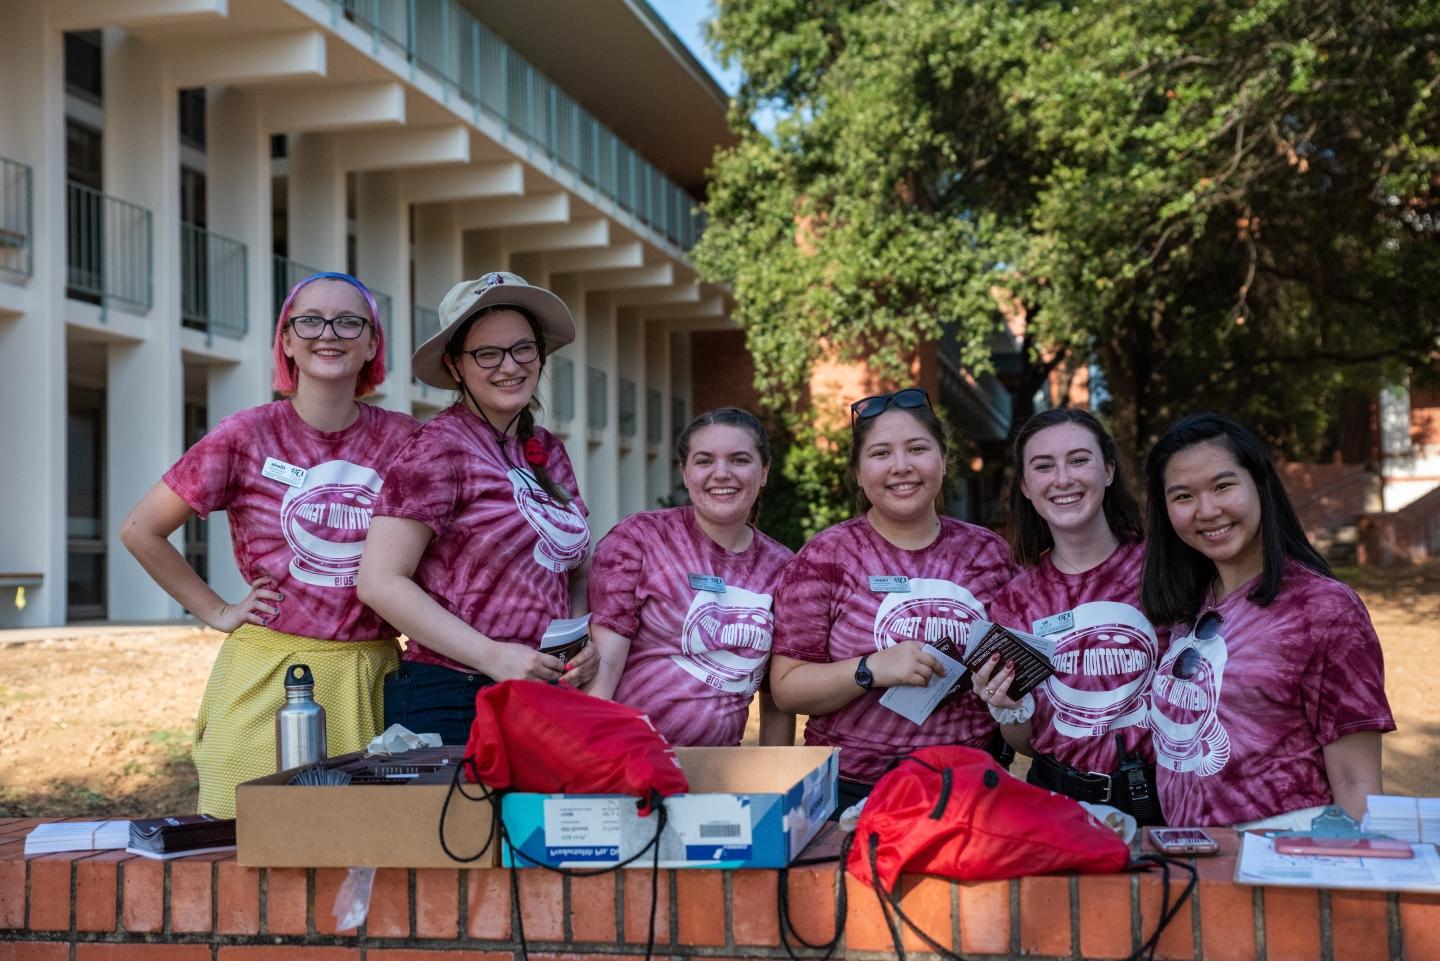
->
[[0, 0, 68, 626], [103, 27, 185, 620], [203, 84, 275, 605], [414, 204, 460, 314], [669, 329, 693, 499], [355, 170, 410, 412], [286, 132, 345, 270], [542, 273, 587, 504], [645, 320, 673, 507], [617, 310, 647, 518], [584, 291, 620, 537]]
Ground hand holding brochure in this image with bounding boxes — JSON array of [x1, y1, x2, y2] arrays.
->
[[541, 614, 591, 665], [878, 644, 967, 725], [958, 620, 1057, 700]]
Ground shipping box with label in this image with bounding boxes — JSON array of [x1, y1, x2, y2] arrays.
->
[[501, 746, 838, 869], [235, 747, 497, 868]]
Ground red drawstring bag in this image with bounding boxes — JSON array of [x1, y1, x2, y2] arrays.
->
[[848, 745, 1130, 889], [463, 679, 689, 812]]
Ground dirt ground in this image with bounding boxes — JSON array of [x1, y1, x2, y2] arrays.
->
[[2, 564, 1436, 817]]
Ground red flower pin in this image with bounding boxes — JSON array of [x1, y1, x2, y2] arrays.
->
[[524, 437, 547, 466]]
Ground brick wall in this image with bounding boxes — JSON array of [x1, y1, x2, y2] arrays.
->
[[689, 331, 761, 418], [1357, 485, 1440, 566], [4, 819, 1438, 960]]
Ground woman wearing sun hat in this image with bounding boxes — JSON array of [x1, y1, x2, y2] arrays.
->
[[358, 271, 597, 745], [120, 271, 418, 817]]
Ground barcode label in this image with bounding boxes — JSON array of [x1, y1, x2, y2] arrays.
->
[[698, 822, 743, 838]]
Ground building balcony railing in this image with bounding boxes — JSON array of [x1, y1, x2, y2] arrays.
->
[[180, 222, 248, 340], [66, 181, 152, 314], [271, 254, 323, 319], [412, 304, 441, 385], [587, 366, 608, 434], [551, 354, 575, 423], [338, 0, 703, 251], [0, 156, 33, 278]]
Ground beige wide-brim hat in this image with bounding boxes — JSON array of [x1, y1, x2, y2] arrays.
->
[[411, 271, 577, 389]]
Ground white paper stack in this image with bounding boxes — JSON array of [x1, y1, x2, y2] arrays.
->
[[24, 820, 130, 856], [1362, 795, 1440, 843]]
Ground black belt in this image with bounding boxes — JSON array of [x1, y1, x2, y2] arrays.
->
[[1028, 747, 1163, 824]]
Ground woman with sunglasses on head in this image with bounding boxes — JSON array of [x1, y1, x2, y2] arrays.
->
[[969, 408, 1163, 824], [120, 272, 418, 817], [357, 273, 596, 746], [586, 408, 796, 746], [769, 389, 1017, 812], [1141, 413, 1393, 828]]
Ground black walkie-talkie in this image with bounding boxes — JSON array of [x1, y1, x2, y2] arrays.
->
[[1115, 734, 1158, 823]]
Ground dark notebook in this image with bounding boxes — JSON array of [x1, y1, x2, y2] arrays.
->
[[128, 814, 236, 855]]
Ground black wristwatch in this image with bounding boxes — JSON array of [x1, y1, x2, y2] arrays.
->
[[854, 654, 874, 691]]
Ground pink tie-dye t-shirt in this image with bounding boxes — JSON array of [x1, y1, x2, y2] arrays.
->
[[988, 540, 1162, 773], [771, 516, 1018, 784], [589, 506, 793, 747], [373, 405, 590, 674], [162, 400, 418, 641], [1147, 559, 1394, 826]]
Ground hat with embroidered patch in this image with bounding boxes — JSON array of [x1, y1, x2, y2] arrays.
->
[[411, 271, 576, 389]]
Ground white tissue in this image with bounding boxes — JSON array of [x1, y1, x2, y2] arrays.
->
[[365, 723, 443, 756]]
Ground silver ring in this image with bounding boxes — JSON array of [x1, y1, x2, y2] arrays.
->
[[982, 686, 993, 696]]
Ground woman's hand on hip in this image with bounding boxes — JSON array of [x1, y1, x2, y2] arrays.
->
[[869, 640, 943, 688], [211, 576, 283, 633]]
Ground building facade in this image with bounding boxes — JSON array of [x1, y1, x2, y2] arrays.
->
[[0, 0, 739, 627]]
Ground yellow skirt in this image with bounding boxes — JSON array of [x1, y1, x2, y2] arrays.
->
[[193, 624, 400, 818]]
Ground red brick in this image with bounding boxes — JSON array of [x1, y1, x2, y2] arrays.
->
[[121, 856, 164, 933], [77, 946, 211, 961], [1079, 873, 1133, 959], [570, 873, 618, 942], [74, 855, 120, 932], [416, 869, 459, 939], [1137, 868, 1196, 961], [217, 949, 359, 961], [1328, 890, 1388, 961], [781, 865, 839, 950], [25, 858, 70, 931], [0, 945, 69, 961], [1262, 887, 1321, 961], [365, 868, 410, 938], [894, 875, 953, 953], [1398, 893, 1440, 961], [216, 861, 260, 935], [732, 870, 781, 945], [0, 820, 42, 840], [170, 858, 214, 933], [466, 868, 511, 940], [314, 867, 359, 936], [622, 868, 671, 945], [1019, 875, 1071, 956], [515, 869, 565, 941], [843, 872, 898, 952], [367, 953, 512, 961], [957, 880, 1011, 955], [263, 866, 308, 935], [0, 860, 25, 928], [1196, 879, 1256, 961], [674, 871, 724, 946]]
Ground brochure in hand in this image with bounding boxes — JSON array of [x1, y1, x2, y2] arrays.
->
[[541, 614, 591, 665]]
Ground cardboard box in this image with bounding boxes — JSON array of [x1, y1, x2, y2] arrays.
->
[[500, 745, 838, 869], [235, 747, 497, 868]]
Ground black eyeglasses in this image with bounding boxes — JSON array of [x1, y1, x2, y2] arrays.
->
[[850, 388, 931, 426], [289, 314, 370, 340], [1171, 610, 1223, 680], [465, 340, 541, 369]]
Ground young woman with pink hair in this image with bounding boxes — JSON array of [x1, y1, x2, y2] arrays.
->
[[121, 272, 417, 817]]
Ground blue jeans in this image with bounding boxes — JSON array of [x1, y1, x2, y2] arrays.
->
[[383, 661, 494, 746]]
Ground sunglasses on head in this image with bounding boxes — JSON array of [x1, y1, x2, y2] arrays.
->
[[850, 388, 932, 427], [1171, 610, 1223, 680]]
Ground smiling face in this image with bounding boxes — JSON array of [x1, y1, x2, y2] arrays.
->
[[280, 279, 377, 386], [445, 307, 541, 425], [856, 408, 945, 526], [1019, 422, 1115, 540], [681, 424, 769, 529], [1163, 440, 1264, 586]]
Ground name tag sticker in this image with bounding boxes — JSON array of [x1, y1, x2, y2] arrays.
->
[[868, 575, 911, 593], [1032, 611, 1075, 636], [262, 457, 308, 489], [688, 573, 726, 593]]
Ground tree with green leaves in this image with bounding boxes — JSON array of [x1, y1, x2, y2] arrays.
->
[[695, 0, 1440, 539]]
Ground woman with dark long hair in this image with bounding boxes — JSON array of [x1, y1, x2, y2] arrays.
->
[[587, 407, 795, 746], [1141, 413, 1393, 828], [768, 389, 1017, 812], [358, 272, 596, 745], [971, 408, 1162, 822]]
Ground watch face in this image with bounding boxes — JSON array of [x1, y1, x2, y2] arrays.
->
[[855, 661, 873, 690]]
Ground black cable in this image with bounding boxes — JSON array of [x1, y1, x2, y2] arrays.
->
[[777, 830, 852, 961]]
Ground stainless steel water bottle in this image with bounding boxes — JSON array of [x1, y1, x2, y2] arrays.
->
[[275, 663, 327, 771]]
